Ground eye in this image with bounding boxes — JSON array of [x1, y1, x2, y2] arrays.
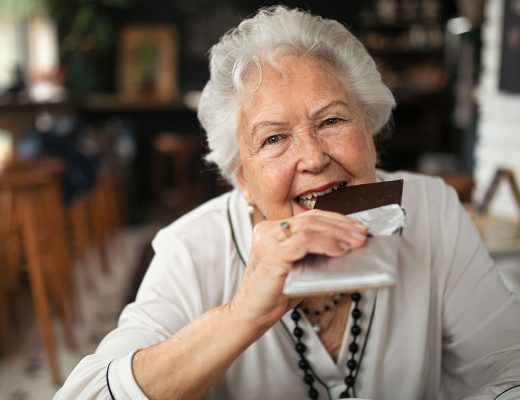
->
[[263, 134, 282, 145], [320, 118, 341, 127]]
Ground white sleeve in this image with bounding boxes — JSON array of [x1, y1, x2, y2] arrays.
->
[[437, 184, 520, 399], [54, 233, 206, 399], [53, 352, 146, 400]]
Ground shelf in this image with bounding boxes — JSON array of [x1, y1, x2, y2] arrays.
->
[[367, 46, 443, 56], [0, 96, 71, 110], [0, 94, 190, 113], [355, 19, 442, 30], [79, 94, 187, 112]]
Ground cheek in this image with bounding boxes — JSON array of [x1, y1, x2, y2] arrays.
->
[[259, 159, 294, 194], [328, 132, 375, 169], [245, 159, 296, 220], [243, 158, 293, 199]]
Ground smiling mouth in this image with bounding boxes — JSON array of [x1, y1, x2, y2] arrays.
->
[[295, 182, 347, 209]]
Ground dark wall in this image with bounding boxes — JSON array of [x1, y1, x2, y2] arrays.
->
[[115, 1, 363, 92]]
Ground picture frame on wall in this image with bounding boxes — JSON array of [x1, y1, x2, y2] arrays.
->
[[118, 24, 178, 101]]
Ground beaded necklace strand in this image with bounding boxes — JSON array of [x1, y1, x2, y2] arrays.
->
[[300, 293, 344, 333], [291, 291, 363, 399]]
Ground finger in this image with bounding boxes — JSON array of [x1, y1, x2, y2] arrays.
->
[[279, 228, 359, 260], [286, 213, 368, 248]]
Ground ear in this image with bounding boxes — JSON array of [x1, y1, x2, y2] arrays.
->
[[234, 165, 253, 204]]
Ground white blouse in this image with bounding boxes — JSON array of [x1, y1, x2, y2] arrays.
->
[[55, 171, 520, 400]]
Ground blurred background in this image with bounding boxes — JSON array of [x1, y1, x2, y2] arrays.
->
[[0, 0, 519, 398]]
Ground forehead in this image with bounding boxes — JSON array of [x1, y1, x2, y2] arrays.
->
[[239, 55, 352, 113]]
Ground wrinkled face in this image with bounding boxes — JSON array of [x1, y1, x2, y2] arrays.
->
[[235, 55, 377, 222]]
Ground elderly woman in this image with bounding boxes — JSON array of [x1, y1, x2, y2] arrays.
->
[[56, 6, 520, 400]]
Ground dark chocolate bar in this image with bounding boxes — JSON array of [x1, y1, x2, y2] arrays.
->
[[315, 180, 403, 214]]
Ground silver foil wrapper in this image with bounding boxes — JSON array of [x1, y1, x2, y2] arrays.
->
[[283, 204, 406, 297]]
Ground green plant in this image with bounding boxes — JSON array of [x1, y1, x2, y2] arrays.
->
[[0, 0, 45, 19], [45, 0, 134, 57], [43, 0, 134, 94]]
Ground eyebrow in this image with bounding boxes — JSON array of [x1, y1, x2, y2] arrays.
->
[[310, 100, 351, 118], [251, 120, 289, 137]]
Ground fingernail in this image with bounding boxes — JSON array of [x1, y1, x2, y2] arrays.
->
[[355, 222, 368, 230], [352, 231, 367, 239]]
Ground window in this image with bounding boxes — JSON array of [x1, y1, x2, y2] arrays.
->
[[0, 1, 60, 101]]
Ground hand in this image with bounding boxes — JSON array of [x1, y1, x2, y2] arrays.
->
[[229, 209, 368, 333]]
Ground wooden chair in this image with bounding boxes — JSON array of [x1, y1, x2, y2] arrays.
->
[[151, 133, 207, 214], [0, 158, 76, 385], [439, 173, 474, 203]]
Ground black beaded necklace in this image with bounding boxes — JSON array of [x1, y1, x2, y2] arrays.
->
[[291, 291, 363, 399], [301, 293, 344, 333]]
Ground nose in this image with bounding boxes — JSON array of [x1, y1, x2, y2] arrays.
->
[[295, 133, 330, 174]]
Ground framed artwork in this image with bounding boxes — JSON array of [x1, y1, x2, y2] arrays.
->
[[118, 25, 178, 100]]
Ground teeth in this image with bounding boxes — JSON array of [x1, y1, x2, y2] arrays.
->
[[297, 183, 345, 209], [303, 198, 316, 209]]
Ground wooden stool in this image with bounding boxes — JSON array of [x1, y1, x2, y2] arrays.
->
[[0, 158, 76, 385], [151, 133, 206, 213], [66, 165, 122, 295], [68, 164, 122, 280]]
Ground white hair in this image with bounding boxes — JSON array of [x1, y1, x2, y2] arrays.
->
[[197, 5, 396, 184]]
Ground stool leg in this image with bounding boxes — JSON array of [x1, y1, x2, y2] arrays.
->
[[69, 198, 94, 290], [88, 186, 110, 275], [0, 190, 11, 350], [99, 173, 125, 254], [19, 191, 62, 386], [0, 190, 23, 351], [41, 182, 76, 349], [103, 173, 124, 254]]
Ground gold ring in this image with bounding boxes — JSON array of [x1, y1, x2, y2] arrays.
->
[[280, 220, 292, 239]]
